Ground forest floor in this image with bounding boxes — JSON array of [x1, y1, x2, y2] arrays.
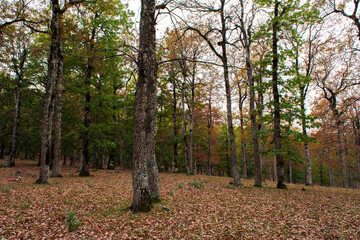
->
[[0, 160, 359, 239]]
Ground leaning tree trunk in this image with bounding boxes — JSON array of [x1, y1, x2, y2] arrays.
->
[[131, 0, 157, 212], [5, 49, 27, 167], [272, 0, 286, 189], [37, 0, 61, 184]]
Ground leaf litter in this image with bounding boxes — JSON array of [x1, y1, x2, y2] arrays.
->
[[0, 160, 359, 239]]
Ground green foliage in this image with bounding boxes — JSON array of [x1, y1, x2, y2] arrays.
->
[[188, 179, 204, 189], [65, 209, 81, 232], [1, 186, 10, 193], [178, 183, 185, 189]]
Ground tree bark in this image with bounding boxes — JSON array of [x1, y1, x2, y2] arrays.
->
[[182, 81, 189, 175], [220, 0, 240, 186], [353, 117, 360, 180], [37, 0, 61, 184], [5, 48, 27, 167], [272, 0, 286, 189], [50, 18, 64, 178], [336, 117, 348, 188], [131, 0, 157, 212], [171, 74, 178, 170], [79, 13, 98, 177], [237, 81, 248, 179], [206, 86, 212, 176]]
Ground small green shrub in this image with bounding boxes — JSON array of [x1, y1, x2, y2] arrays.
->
[[1, 186, 10, 193], [178, 183, 185, 189], [65, 209, 81, 232], [189, 180, 204, 189]]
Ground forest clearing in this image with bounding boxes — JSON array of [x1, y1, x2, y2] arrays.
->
[[1, 160, 359, 239]]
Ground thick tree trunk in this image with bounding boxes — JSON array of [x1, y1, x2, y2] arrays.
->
[[79, 14, 98, 177], [37, 0, 60, 184], [145, 53, 159, 201], [131, 0, 157, 212], [272, 0, 286, 189], [50, 27, 63, 178], [5, 49, 27, 167]]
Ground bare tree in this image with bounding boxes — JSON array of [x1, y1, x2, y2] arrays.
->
[[315, 45, 359, 188], [176, 0, 241, 185]]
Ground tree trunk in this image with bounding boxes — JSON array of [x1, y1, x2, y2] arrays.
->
[[50, 26, 63, 177], [80, 14, 98, 177], [289, 161, 293, 184], [119, 139, 124, 169], [172, 76, 178, 170], [131, 0, 157, 212], [353, 117, 360, 183], [108, 151, 115, 170], [272, 0, 286, 189], [237, 80, 248, 179], [182, 82, 189, 175], [188, 70, 195, 175], [145, 55, 159, 201], [328, 165, 334, 187], [206, 87, 212, 176], [0, 142, 5, 159], [336, 117, 348, 188], [37, 0, 61, 184], [220, 2, 241, 186], [5, 49, 27, 167]]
